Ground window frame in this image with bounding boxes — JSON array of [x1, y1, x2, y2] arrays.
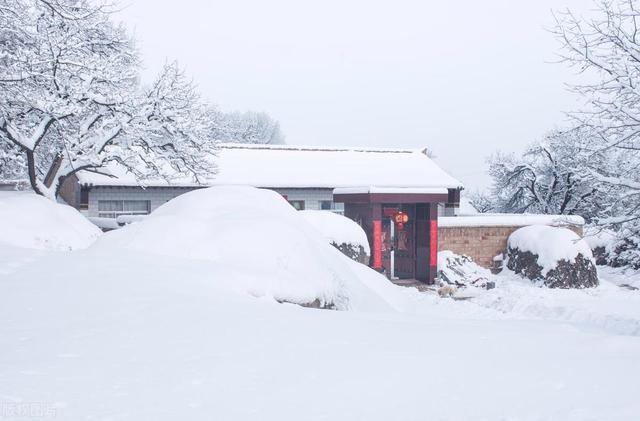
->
[[98, 200, 151, 219], [288, 200, 305, 211]]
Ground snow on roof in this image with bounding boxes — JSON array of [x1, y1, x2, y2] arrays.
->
[[333, 186, 448, 195], [76, 143, 463, 190], [439, 214, 585, 228]]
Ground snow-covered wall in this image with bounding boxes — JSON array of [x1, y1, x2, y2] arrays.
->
[[438, 216, 584, 269]]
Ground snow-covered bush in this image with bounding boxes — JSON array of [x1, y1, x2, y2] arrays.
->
[[0, 192, 101, 250], [584, 227, 640, 270], [299, 210, 370, 264], [437, 251, 494, 289], [507, 225, 597, 288], [92, 186, 396, 310]]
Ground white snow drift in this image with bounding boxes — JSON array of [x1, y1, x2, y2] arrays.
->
[[2, 187, 640, 420], [299, 210, 370, 254], [92, 186, 396, 310], [508, 225, 593, 274], [0, 191, 100, 251]]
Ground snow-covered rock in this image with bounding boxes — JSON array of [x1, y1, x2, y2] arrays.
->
[[299, 210, 370, 264], [91, 186, 396, 310], [437, 251, 494, 290], [0, 191, 100, 251], [507, 225, 598, 288]]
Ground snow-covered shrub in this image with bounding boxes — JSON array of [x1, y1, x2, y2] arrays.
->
[[437, 251, 494, 289], [507, 225, 598, 288], [607, 235, 640, 270], [0, 192, 101, 250], [92, 186, 396, 310], [299, 210, 370, 264], [584, 227, 617, 266], [584, 227, 640, 270]]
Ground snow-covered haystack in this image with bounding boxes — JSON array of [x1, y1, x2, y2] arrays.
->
[[437, 251, 494, 290], [92, 186, 397, 311], [299, 210, 370, 264], [507, 225, 598, 289], [0, 191, 101, 251]]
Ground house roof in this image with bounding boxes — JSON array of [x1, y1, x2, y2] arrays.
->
[[77, 143, 463, 190]]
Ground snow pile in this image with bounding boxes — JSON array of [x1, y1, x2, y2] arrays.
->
[[92, 186, 396, 310], [0, 191, 100, 250], [437, 251, 494, 290], [508, 225, 592, 275], [299, 210, 370, 254], [4, 245, 640, 419], [299, 210, 370, 263], [471, 271, 640, 337]]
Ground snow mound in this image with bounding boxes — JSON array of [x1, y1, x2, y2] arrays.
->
[[92, 186, 396, 311], [437, 251, 493, 290], [0, 191, 101, 251], [299, 210, 370, 258], [508, 225, 593, 275]]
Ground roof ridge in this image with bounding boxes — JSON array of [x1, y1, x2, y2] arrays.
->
[[217, 143, 418, 154]]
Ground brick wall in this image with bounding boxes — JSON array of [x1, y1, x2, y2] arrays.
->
[[438, 225, 583, 268]]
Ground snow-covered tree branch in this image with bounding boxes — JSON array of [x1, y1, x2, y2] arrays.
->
[[486, 129, 603, 219], [0, 0, 217, 199]]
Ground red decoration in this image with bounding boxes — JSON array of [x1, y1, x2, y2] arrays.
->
[[429, 219, 438, 266], [393, 211, 409, 230], [373, 220, 382, 269]]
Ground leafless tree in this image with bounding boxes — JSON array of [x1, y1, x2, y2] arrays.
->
[[0, 0, 217, 199]]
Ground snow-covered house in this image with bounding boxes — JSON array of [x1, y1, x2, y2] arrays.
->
[[61, 143, 584, 283], [69, 144, 463, 218], [64, 143, 463, 283]]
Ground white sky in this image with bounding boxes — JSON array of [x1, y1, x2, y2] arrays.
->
[[116, 0, 590, 191]]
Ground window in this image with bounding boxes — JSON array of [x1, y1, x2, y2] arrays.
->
[[98, 200, 151, 218], [79, 188, 89, 210], [288, 200, 305, 210], [320, 200, 344, 214]]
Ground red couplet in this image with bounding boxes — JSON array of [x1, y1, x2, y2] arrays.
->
[[373, 220, 382, 269], [430, 219, 438, 266]]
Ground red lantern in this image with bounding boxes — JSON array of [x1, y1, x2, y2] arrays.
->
[[394, 211, 409, 230]]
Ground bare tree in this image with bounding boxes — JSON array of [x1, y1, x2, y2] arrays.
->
[[0, 0, 216, 199], [209, 110, 286, 145], [487, 129, 601, 219], [553, 0, 640, 228]]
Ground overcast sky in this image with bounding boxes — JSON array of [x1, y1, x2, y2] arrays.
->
[[116, 0, 590, 191]]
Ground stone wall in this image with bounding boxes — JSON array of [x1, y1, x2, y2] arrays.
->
[[438, 225, 583, 269]]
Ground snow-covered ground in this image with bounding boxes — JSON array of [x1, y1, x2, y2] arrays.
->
[[1, 189, 640, 420]]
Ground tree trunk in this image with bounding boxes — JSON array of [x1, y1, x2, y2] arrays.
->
[[25, 150, 44, 196]]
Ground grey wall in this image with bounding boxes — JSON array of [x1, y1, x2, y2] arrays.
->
[[87, 186, 343, 217]]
